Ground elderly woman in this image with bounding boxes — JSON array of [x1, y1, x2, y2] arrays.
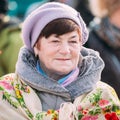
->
[[0, 2, 120, 120], [86, 0, 120, 98]]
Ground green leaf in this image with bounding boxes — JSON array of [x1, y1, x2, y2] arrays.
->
[[0, 86, 4, 91]]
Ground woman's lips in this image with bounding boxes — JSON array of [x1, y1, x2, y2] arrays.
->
[[56, 58, 70, 61]]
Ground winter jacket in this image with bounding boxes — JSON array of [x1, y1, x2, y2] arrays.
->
[[0, 17, 23, 76], [0, 46, 120, 120], [86, 17, 120, 98]]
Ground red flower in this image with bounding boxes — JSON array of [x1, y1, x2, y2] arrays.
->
[[105, 112, 119, 120], [82, 109, 88, 115]]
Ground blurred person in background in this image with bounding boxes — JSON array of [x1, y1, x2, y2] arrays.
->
[[75, 0, 94, 26], [86, 0, 120, 98], [0, 0, 23, 76]]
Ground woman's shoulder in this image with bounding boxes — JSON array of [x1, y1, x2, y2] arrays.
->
[[96, 81, 119, 98], [75, 81, 120, 104], [86, 81, 120, 103], [73, 81, 120, 119], [0, 73, 42, 119], [0, 73, 16, 90]]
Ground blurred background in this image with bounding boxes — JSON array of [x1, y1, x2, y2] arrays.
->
[[8, 0, 49, 19]]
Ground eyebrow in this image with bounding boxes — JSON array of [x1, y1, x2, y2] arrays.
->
[[56, 34, 78, 39], [70, 35, 77, 39]]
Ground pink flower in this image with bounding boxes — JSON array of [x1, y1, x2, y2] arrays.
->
[[77, 105, 83, 112], [81, 115, 98, 120], [98, 99, 109, 107], [0, 81, 13, 90]]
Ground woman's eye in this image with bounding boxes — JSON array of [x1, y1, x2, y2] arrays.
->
[[69, 40, 78, 43], [52, 40, 59, 43]]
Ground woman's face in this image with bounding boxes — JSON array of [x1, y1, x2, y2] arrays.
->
[[35, 31, 82, 75]]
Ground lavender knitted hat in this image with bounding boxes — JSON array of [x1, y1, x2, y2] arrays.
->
[[22, 2, 89, 52]]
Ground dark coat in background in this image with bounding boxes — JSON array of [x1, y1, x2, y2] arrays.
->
[[75, 0, 94, 26]]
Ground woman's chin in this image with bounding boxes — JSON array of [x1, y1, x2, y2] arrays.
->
[[55, 68, 72, 75]]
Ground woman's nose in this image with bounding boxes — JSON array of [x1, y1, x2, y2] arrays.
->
[[59, 43, 70, 54]]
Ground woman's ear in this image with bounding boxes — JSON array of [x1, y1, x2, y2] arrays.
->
[[34, 43, 39, 57]]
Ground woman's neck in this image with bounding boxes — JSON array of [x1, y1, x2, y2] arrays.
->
[[109, 8, 120, 28], [39, 62, 65, 81]]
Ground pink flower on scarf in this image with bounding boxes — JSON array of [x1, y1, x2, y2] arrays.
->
[[0, 81, 13, 90], [77, 105, 83, 112], [98, 99, 109, 107], [81, 115, 98, 120]]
